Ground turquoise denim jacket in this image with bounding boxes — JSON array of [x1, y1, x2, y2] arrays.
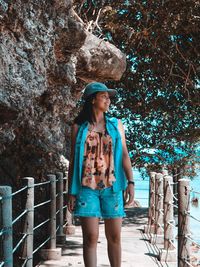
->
[[68, 114, 128, 195]]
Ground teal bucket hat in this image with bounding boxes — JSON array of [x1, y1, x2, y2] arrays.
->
[[82, 82, 117, 100]]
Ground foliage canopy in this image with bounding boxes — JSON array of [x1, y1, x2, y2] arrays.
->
[[74, 0, 200, 177]]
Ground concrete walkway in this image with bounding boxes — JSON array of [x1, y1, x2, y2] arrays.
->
[[37, 208, 177, 267]]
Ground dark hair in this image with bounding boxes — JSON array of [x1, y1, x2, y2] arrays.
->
[[74, 92, 110, 125], [74, 92, 106, 125]]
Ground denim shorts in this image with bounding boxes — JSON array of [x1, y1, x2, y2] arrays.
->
[[73, 186, 126, 219]]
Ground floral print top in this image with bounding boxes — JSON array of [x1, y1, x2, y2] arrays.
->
[[81, 124, 116, 190]]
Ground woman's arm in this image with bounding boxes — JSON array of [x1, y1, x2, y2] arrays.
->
[[118, 119, 134, 182], [118, 118, 135, 205], [68, 123, 79, 194], [67, 123, 79, 213]]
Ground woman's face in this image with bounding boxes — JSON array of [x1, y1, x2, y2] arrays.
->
[[93, 91, 111, 112]]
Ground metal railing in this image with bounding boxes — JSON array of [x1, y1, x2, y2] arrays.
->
[[0, 171, 68, 267], [144, 170, 200, 267]]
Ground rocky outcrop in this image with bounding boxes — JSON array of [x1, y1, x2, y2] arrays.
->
[[0, 0, 126, 186], [76, 31, 127, 82], [0, 2, 126, 265]]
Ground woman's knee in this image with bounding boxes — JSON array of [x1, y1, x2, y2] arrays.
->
[[106, 233, 121, 244], [104, 218, 122, 244], [83, 232, 99, 246], [81, 217, 99, 246]]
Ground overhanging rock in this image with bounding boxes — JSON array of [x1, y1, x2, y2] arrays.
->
[[76, 31, 127, 82]]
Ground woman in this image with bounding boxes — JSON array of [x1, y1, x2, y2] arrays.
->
[[67, 81, 135, 267]]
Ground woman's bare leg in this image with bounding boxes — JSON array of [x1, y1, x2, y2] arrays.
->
[[80, 217, 100, 267], [104, 218, 123, 267]]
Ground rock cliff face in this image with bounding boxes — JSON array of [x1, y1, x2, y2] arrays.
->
[[0, 0, 126, 185]]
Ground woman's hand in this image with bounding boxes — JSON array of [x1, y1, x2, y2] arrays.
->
[[67, 194, 76, 213], [124, 184, 135, 206]]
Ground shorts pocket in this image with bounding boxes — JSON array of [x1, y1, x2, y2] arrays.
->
[[76, 195, 91, 208]]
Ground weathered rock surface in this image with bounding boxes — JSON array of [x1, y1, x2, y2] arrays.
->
[[76, 31, 127, 82], [0, 2, 126, 265], [0, 0, 126, 184]]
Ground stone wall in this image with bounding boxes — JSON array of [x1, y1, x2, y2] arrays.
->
[[0, 0, 126, 185]]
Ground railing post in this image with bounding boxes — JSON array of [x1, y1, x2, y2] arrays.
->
[[173, 167, 179, 216], [56, 172, 66, 244], [178, 179, 190, 267], [21, 177, 34, 267], [159, 175, 177, 262], [63, 170, 68, 222], [64, 170, 75, 235], [151, 173, 164, 244], [162, 169, 168, 176], [0, 186, 13, 267], [64, 170, 69, 194], [144, 172, 156, 235], [40, 174, 61, 260], [49, 174, 56, 249]]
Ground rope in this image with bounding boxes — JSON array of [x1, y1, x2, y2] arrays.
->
[[167, 181, 178, 201], [56, 209, 60, 215], [190, 187, 200, 195], [170, 181, 178, 184], [167, 221, 176, 228], [21, 258, 32, 267], [186, 212, 200, 223], [34, 181, 51, 187], [172, 204, 178, 209], [33, 218, 50, 231], [11, 186, 28, 196], [13, 233, 28, 253], [156, 223, 164, 230], [12, 209, 28, 225], [34, 199, 51, 209], [155, 193, 164, 197], [183, 259, 194, 267], [159, 209, 164, 215], [188, 213, 200, 222], [185, 235, 200, 248], [33, 236, 51, 254], [168, 238, 176, 249]]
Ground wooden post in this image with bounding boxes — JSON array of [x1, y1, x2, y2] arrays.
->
[[172, 167, 179, 216], [49, 174, 56, 249], [155, 173, 164, 234], [56, 172, 66, 244], [63, 171, 68, 224], [21, 177, 34, 267], [162, 168, 168, 176], [40, 174, 61, 260], [164, 176, 175, 250], [151, 173, 164, 244], [178, 179, 190, 267], [0, 186, 13, 267], [64, 170, 69, 194], [144, 171, 156, 234], [159, 175, 176, 262]]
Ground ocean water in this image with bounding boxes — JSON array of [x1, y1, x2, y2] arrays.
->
[[133, 168, 200, 244]]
